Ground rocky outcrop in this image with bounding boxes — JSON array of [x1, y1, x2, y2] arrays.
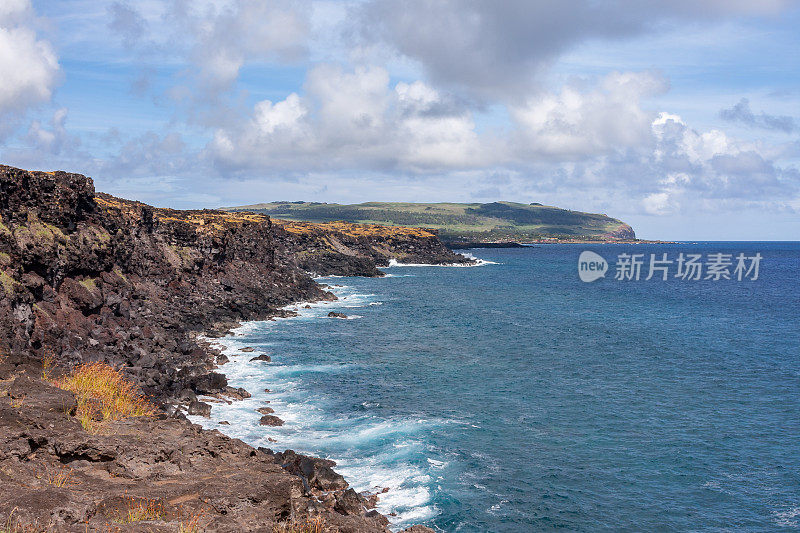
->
[[0, 166, 327, 403], [0, 375, 388, 532], [271, 219, 473, 277], [0, 165, 460, 531]]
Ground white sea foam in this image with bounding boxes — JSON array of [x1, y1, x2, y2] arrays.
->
[[188, 279, 451, 530], [386, 252, 497, 268]]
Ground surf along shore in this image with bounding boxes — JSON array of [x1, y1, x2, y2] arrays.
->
[[0, 165, 471, 532]]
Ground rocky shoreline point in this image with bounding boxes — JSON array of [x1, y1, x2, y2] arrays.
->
[[0, 165, 472, 531]]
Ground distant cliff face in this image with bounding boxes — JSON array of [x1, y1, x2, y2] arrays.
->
[[602, 223, 636, 240], [223, 200, 637, 243], [0, 166, 465, 398]]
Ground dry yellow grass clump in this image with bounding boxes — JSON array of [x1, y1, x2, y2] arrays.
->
[[112, 498, 165, 524], [273, 516, 331, 533], [54, 363, 155, 433], [276, 219, 435, 239]]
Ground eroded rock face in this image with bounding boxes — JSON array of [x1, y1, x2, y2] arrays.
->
[[0, 166, 452, 531], [0, 166, 329, 400], [272, 222, 473, 278]]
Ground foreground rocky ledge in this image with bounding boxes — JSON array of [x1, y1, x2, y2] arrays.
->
[[0, 165, 459, 531]]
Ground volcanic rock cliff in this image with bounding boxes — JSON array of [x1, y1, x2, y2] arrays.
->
[[0, 165, 455, 532]]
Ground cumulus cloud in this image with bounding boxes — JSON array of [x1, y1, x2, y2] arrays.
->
[[360, 0, 798, 99], [0, 0, 59, 119], [210, 64, 486, 172], [719, 98, 796, 133], [511, 71, 668, 158]]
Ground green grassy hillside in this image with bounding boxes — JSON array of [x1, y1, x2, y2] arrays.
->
[[221, 201, 636, 244]]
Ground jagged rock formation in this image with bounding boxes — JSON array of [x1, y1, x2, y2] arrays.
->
[[0, 165, 464, 531], [273, 220, 471, 276]]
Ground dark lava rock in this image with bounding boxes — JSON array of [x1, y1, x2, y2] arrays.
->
[[328, 311, 348, 319], [250, 353, 271, 362], [366, 510, 390, 526], [178, 389, 197, 404], [257, 406, 275, 415], [335, 488, 364, 516], [9, 375, 77, 414], [222, 386, 251, 400], [401, 527, 436, 533], [361, 491, 379, 509], [191, 372, 228, 395], [271, 450, 348, 491], [259, 415, 284, 426], [187, 400, 211, 417], [240, 347, 255, 352], [0, 376, 398, 532]]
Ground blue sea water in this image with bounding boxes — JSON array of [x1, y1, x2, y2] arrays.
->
[[190, 242, 800, 532]]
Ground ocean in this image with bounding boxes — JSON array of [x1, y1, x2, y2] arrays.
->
[[190, 242, 800, 532]]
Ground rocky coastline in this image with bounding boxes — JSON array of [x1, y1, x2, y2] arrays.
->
[[0, 165, 471, 531]]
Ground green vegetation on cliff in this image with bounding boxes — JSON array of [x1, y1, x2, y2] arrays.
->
[[222, 201, 636, 244]]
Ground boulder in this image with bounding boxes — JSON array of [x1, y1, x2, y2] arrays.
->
[[223, 386, 251, 400], [191, 372, 227, 394], [327, 311, 348, 319], [187, 400, 211, 417], [250, 354, 271, 362], [259, 415, 284, 426], [334, 488, 364, 516], [272, 450, 348, 491]]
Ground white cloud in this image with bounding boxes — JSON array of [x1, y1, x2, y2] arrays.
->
[[306, 64, 390, 143], [642, 192, 675, 215], [0, 0, 59, 118], [0, 0, 32, 24], [511, 71, 668, 158], [210, 65, 485, 171]]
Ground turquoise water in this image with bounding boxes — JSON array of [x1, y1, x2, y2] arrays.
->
[[192, 243, 800, 532]]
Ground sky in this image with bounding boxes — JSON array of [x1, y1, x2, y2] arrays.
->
[[1, 0, 799, 240]]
